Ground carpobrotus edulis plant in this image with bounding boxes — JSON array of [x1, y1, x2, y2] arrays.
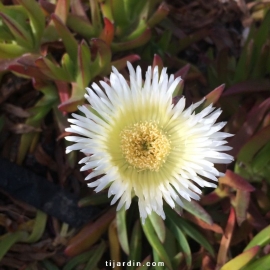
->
[[65, 63, 233, 222]]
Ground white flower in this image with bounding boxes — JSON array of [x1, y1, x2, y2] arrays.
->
[[65, 63, 233, 222]]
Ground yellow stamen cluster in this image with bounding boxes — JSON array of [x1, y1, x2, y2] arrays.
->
[[120, 122, 170, 171]]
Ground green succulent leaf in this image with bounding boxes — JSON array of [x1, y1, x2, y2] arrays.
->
[[0, 231, 29, 260], [24, 210, 47, 243], [149, 212, 166, 243], [128, 220, 142, 270], [63, 250, 96, 270], [0, 43, 27, 59], [244, 224, 270, 251], [84, 241, 106, 270], [165, 206, 215, 256], [141, 217, 173, 270], [0, 12, 33, 50], [77, 40, 92, 89], [116, 206, 130, 255], [165, 217, 192, 267], [51, 14, 78, 63], [244, 254, 270, 270], [220, 246, 260, 270], [18, 0, 45, 47]]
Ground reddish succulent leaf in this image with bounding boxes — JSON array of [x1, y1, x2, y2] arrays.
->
[[35, 57, 71, 81], [203, 84, 225, 108], [220, 246, 260, 270], [228, 98, 270, 157], [216, 207, 236, 269], [54, 0, 70, 24], [219, 170, 255, 192], [99, 18, 114, 45], [55, 81, 70, 105], [174, 64, 190, 80], [222, 79, 270, 97], [110, 55, 140, 71], [152, 54, 164, 73], [58, 82, 85, 112], [147, 2, 170, 28], [234, 190, 250, 226], [200, 187, 229, 205], [184, 212, 223, 234], [9, 64, 47, 81], [237, 125, 270, 163], [111, 28, 152, 52], [65, 208, 115, 257], [70, 0, 89, 22], [182, 199, 213, 225]]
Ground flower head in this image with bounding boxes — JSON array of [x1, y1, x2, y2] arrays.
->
[[65, 63, 233, 222]]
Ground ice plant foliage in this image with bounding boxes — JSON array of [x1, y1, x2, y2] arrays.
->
[[65, 63, 233, 222]]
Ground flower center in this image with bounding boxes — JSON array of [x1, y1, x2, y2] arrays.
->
[[120, 122, 171, 171]]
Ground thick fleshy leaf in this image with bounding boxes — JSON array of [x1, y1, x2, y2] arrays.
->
[[222, 80, 270, 97], [90, 38, 112, 76], [18, 0, 45, 46], [128, 220, 142, 270], [182, 199, 213, 225], [17, 85, 58, 164], [24, 210, 47, 243], [35, 57, 71, 81], [237, 125, 270, 163], [220, 246, 260, 270], [184, 212, 223, 234], [116, 206, 129, 255], [219, 170, 255, 192], [58, 82, 86, 112], [62, 250, 96, 270], [165, 206, 215, 256], [0, 12, 33, 50], [54, 0, 70, 24], [149, 211, 166, 243], [110, 55, 140, 71], [244, 224, 270, 251], [8, 63, 47, 81], [147, 2, 169, 28], [216, 207, 236, 268], [84, 241, 106, 270], [165, 217, 192, 268], [141, 217, 173, 270], [152, 54, 164, 73], [136, 255, 152, 270], [244, 254, 270, 270], [89, 0, 102, 33], [203, 84, 225, 108], [174, 29, 210, 53], [233, 190, 250, 226], [99, 18, 114, 45], [67, 14, 95, 39], [0, 231, 28, 260], [51, 14, 78, 63], [77, 40, 92, 89], [65, 208, 115, 257], [111, 28, 151, 52]]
